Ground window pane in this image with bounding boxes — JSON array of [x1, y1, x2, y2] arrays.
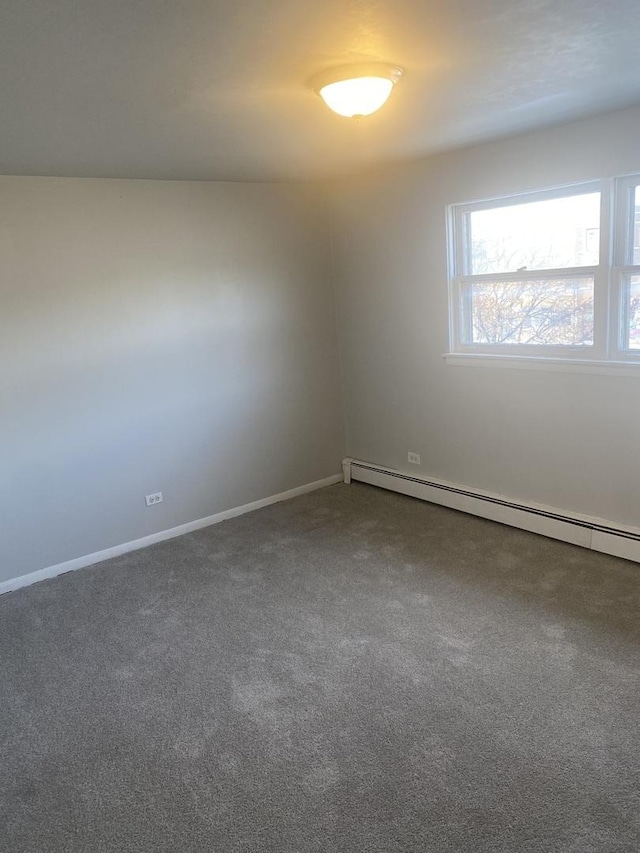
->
[[624, 275, 640, 350], [633, 187, 640, 265], [468, 192, 600, 275], [463, 277, 594, 346]]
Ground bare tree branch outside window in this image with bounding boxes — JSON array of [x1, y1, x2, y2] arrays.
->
[[466, 238, 593, 346]]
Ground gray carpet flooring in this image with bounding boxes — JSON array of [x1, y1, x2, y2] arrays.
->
[[1, 482, 639, 852]]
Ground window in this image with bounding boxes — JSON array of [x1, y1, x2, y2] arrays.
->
[[616, 178, 640, 352], [447, 176, 640, 369]]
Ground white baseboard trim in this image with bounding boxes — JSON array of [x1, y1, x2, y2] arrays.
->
[[0, 474, 343, 597], [344, 458, 640, 565]]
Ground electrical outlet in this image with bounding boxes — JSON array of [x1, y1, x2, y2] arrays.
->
[[407, 452, 421, 465], [145, 492, 163, 507]]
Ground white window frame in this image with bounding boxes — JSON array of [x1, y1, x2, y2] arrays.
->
[[445, 176, 640, 373], [611, 174, 640, 361]]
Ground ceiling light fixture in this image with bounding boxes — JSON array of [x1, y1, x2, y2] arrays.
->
[[311, 63, 404, 118]]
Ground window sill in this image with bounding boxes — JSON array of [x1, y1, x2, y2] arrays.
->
[[443, 352, 640, 376]]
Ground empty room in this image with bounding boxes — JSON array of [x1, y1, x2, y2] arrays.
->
[[2, 2, 640, 851]]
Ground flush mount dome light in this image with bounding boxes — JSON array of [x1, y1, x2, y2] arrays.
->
[[311, 63, 403, 118]]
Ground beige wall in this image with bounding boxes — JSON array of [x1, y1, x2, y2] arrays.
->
[[330, 105, 640, 528], [0, 177, 343, 583]]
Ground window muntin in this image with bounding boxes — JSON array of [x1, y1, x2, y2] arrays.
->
[[448, 176, 640, 365], [613, 176, 640, 357], [633, 186, 640, 265]]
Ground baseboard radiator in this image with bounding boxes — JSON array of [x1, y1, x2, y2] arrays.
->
[[342, 458, 640, 565]]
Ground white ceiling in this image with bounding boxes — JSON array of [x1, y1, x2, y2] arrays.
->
[[2, 0, 640, 181]]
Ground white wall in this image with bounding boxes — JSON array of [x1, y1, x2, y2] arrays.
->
[[330, 105, 640, 528], [0, 177, 343, 583]]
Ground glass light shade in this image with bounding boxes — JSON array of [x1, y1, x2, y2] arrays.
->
[[311, 64, 403, 118], [319, 76, 394, 118]]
